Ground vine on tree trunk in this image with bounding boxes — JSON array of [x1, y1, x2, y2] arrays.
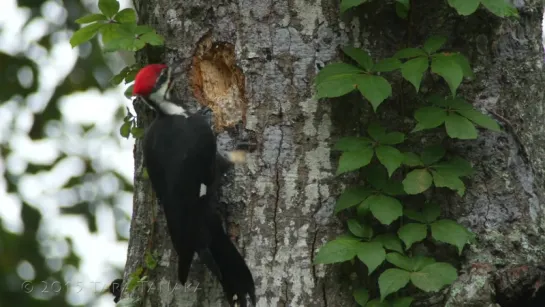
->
[[314, 0, 518, 306]]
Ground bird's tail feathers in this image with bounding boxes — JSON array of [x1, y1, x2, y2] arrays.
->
[[201, 209, 256, 306]]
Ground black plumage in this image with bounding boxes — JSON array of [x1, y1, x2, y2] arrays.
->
[[142, 103, 255, 306]]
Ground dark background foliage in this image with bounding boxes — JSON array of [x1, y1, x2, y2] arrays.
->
[[0, 0, 133, 306]]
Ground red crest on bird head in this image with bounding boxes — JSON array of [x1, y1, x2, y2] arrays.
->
[[132, 64, 168, 97]]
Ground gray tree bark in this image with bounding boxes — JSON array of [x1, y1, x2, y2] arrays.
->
[[120, 0, 545, 306]]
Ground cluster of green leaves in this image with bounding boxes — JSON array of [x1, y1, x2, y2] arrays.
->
[[413, 95, 500, 139], [447, 0, 519, 17], [341, 0, 518, 18], [125, 252, 157, 295], [315, 1, 513, 306], [402, 145, 473, 196], [120, 108, 144, 139], [69, 0, 165, 139], [112, 64, 142, 98], [70, 0, 164, 54]]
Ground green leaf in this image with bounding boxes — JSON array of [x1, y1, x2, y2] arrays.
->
[[423, 36, 447, 54], [145, 252, 157, 269], [125, 68, 139, 83], [446, 97, 473, 110], [99, 23, 119, 43], [445, 113, 478, 139], [337, 149, 374, 175], [394, 48, 427, 59], [421, 202, 441, 223], [392, 297, 414, 307], [347, 219, 373, 238], [353, 288, 369, 306], [315, 63, 363, 85], [386, 253, 413, 271], [119, 121, 131, 138], [398, 223, 428, 250], [315, 63, 362, 98], [343, 46, 374, 71], [480, 0, 515, 17], [115, 8, 137, 23], [357, 242, 386, 274], [98, 0, 120, 17], [447, 0, 480, 15], [373, 234, 404, 254], [111, 66, 131, 85], [314, 238, 360, 264], [413, 106, 447, 131], [367, 299, 390, 307], [383, 181, 406, 196], [401, 57, 429, 92], [335, 186, 372, 213], [456, 108, 501, 132], [379, 269, 411, 301], [373, 58, 402, 72], [364, 194, 403, 225], [140, 32, 164, 46], [402, 169, 433, 194], [379, 132, 405, 145], [356, 75, 392, 111], [124, 85, 135, 99], [411, 256, 436, 271], [334, 137, 373, 151], [404, 209, 426, 223], [431, 170, 465, 196], [336, 233, 362, 241], [403, 152, 423, 167], [431, 219, 471, 254], [357, 201, 371, 217], [103, 35, 146, 53], [421, 145, 446, 165], [70, 23, 104, 47], [340, 0, 369, 13], [134, 25, 154, 34], [368, 122, 386, 141], [431, 54, 463, 96], [452, 53, 474, 79], [75, 14, 107, 24], [365, 163, 387, 190], [432, 157, 473, 177], [376, 145, 403, 177], [410, 263, 458, 292], [126, 267, 144, 291], [131, 127, 144, 138], [395, 1, 410, 19]]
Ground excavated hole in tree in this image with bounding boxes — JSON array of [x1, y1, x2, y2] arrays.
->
[[190, 33, 247, 132], [494, 265, 545, 307]]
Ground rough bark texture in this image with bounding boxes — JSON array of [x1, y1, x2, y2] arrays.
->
[[120, 0, 545, 306]]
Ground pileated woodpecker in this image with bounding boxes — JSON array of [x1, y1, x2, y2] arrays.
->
[[132, 64, 256, 306]]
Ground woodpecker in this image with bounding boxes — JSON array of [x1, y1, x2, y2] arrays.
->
[[132, 64, 256, 306]]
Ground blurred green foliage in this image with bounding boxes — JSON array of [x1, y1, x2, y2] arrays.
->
[[0, 0, 133, 306]]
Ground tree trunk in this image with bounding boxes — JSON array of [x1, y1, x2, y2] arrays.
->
[[121, 0, 545, 306]]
